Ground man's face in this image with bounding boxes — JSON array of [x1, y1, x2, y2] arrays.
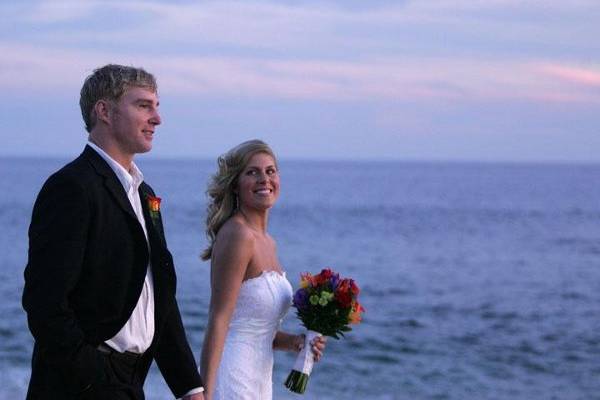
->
[[109, 87, 161, 156]]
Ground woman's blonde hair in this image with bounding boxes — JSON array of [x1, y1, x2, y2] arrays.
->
[[201, 139, 277, 260]]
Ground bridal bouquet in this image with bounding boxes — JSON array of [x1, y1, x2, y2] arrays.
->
[[284, 268, 365, 394]]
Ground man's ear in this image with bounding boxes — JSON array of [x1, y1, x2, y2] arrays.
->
[[94, 99, 112, 125]]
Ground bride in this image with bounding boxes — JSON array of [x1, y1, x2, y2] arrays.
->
[[199, 140, 327, 400]]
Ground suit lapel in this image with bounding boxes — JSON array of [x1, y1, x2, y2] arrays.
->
[[104, 179, 139, 221], [83, 145, 138, 222], [138, 183, 177, 337], [82, 146, 178, 337]]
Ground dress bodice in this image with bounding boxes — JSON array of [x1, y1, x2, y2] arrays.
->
[[214, 270, 293, 400], [227, 270, 293, 343]]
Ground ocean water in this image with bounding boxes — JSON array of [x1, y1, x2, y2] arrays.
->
[[1, 156, 600, 399]]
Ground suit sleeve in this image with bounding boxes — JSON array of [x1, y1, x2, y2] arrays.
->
[[153, 298, 204, 398], [22, 172, 106, 393]]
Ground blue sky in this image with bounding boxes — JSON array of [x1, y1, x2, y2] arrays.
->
[[1, 0, 599, 162]]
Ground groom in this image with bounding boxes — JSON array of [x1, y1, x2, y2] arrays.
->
[[22, 64, 204, 399]]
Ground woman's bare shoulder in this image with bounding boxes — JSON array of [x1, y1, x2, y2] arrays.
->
[[215, 216, 256, 251]]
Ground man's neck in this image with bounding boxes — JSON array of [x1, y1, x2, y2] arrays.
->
[[88, 136, 134, 172]]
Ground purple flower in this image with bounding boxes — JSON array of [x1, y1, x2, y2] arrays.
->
[[329, 273, 340, 290], [293, 288, 309, 310]]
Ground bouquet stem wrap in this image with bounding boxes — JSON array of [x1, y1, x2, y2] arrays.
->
[[284, 330, 321, 394]]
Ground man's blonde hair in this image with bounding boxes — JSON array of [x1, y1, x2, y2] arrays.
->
[[79, 64, 157, 133]]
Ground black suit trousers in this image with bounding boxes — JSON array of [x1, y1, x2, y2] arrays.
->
[[80, 349, 152, 400]]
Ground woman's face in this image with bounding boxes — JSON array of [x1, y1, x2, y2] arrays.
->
[[236, 152, 280, 211]]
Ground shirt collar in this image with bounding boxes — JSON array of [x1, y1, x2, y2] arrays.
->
[[87, 141, 144, 193]]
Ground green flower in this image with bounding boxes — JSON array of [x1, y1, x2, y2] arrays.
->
[[309, 295, 319, 305], [321, 291, 334, 300]]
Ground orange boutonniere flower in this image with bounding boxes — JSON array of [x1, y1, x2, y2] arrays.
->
[[145, 193, 165, 238], [147, 195, 161, 213], [146, 195, 162, 229]]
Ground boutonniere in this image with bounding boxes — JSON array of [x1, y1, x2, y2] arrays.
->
[[146, 194, 162, 223]]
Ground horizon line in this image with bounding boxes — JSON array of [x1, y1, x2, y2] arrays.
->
[[2, 153, 599, 167]]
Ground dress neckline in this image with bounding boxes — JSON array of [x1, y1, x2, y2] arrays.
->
[[242, 269, 286, 285]]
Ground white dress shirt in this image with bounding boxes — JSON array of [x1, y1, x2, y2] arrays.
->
[[88, 142, 155, 354], [88, 143, 204, 397]]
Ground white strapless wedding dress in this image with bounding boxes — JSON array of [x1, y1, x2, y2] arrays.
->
[[213, 270, 293, 400]]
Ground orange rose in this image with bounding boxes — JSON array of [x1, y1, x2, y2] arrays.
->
[[349, 302, 365, 324], [147, 195, 161, 213]]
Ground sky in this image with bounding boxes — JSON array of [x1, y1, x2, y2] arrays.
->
[[0, 0, 599, 162]]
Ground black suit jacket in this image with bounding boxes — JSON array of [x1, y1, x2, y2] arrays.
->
[[22, 146, 202, 398]]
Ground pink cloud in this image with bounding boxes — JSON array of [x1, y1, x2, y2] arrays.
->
[[539, 64, 600, 87], [1, 42, 599, 104]]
